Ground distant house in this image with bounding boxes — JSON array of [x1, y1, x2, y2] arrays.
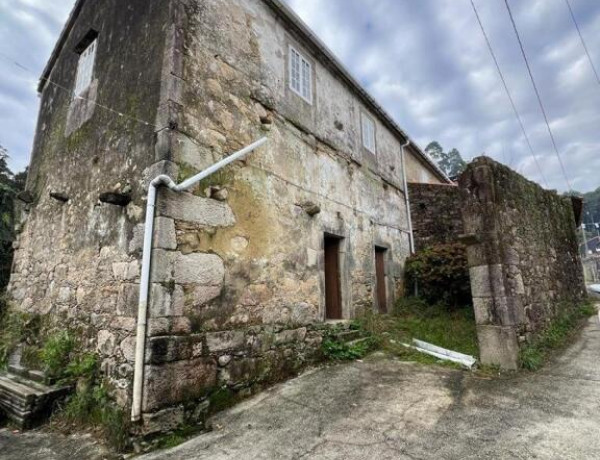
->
[[4, 0, 450, 431]]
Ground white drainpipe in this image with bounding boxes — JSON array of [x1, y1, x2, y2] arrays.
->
[[131, 137, 268, 423], [400, 139, 415, 254]]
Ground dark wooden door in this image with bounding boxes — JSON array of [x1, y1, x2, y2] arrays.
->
[[375, 247, 387, 313], [324, 236, 342, 319]]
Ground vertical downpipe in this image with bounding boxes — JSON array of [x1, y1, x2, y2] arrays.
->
[[400, 139, 418, 297]]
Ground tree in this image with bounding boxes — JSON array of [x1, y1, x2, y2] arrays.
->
[[0, 145, 26, 289], [425, 141, 467, 179]]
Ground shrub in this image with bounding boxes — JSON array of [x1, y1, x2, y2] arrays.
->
[[404, 243, 471, 309], [61, 382, 129, 452], [39, 331, 76, 380], [322, 338, 372, 361]]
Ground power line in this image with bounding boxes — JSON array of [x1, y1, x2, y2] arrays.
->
[[503, 0, 573, 191], [0, 52, 160, 130], [564, 0, 600, 88], [470, 0, 549, 188]]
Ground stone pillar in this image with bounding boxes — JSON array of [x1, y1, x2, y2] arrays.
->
[[459, 158, 519, 369]]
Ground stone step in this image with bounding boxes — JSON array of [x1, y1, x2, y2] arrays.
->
[[8, 364, 53, 386], [334, 330, 363, 343], [345, 337, 372, 348], [0, 372, 71, 429]]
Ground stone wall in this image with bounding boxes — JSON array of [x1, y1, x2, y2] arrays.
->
[[8, 0, 173, 405], [408, 183, 462, 250], [135, 0, 414, 430], [460, 157, 586, 369], [6, 0, 432, 434]]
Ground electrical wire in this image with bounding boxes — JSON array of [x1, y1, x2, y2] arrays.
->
[[470, 0, 549, 188], [564, 0, 600, 88], [0, 52, 160, 130], [503, 0, 573, 191]]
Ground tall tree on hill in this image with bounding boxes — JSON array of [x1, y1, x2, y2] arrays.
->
[[425, 141, 467, 178]]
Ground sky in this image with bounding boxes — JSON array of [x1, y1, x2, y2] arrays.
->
[[0, 1, 599, 193]]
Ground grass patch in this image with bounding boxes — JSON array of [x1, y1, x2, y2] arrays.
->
[[519, 301, 596, 371], [56, 382, 130, 452], [321, 298, 478, 368], [357, 298, 478, 365]]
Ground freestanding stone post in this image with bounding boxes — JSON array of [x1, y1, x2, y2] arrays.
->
[[459, 157, 585, 369]]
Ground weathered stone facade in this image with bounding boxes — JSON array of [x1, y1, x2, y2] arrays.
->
[[7, 0, 448, 432], [408, 183, 463, 251], [460, 157, 586, 369]]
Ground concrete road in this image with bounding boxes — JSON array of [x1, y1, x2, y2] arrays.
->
[[0, 430, 115, 460], [143, 314, 600, 460]]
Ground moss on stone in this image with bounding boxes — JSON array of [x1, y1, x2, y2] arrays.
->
[[208, 387, 237, 413]]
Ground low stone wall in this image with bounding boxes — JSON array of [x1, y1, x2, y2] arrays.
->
[[459, 157, 586, 369], [139, 322, 326, 434], [408, 183, 462, 250]]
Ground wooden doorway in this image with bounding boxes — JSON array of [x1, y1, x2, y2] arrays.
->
[[375, 247, 387, 313], [324, 235, 342, 319]]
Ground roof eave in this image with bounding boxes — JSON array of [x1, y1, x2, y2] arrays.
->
[[262, 0, 451, 184], [39, 0, 451, 185], [38, 0, 86, 93]]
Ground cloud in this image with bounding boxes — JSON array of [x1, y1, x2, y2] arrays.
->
[[0, 0, 74, 173], [0, 0, 598, 193], [285, 0, 600, 192]]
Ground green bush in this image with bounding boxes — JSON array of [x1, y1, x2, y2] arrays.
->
[[404, 243, 471, 309], [39, 331, 76, 380], [321, 338, 373, 361]]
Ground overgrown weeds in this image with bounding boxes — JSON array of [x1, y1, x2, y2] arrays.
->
[[321, 336, 374, 361], [39, 331, 76, 380], [519, 301, 596, 371], [321, 297, 478, 368], [0, 304, 40, 369], [56, 382, 129, 452]]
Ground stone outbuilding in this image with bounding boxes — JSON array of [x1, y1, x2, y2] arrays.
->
[[6, 0, 450, 431]]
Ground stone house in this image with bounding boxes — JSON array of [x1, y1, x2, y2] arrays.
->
[[6, 0, 450, 430]]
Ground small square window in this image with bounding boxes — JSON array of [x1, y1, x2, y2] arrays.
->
[[74, 38, 97, 96], [289, 45, 312, 104], [361, 112, 376, 153]]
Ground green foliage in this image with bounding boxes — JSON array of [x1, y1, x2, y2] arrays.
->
[[154, 424, 202, 450], [321, 337, 372, 361], [425, 141, 467, 178], [0, 144, 26, 290], [65, 352, 99, 382], [60, 383, 129, 452], [355, 299, 478, 367], [405, 243, 471, 309], [519, 302, 596, 371], [209, 387, 237, 413], [0, 305, 27, 368], [39, 331, 76, 380]]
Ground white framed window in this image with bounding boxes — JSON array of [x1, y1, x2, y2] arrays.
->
[[74, 38, 97, 97], [361, 112, 376, 153], [289, 45, 312, 103]]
